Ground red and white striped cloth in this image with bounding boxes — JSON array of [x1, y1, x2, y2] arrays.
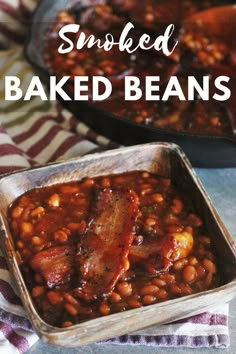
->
[[0, 0, 230, 352]]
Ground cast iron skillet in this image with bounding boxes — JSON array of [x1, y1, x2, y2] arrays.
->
[[24, 0, 236, 167]]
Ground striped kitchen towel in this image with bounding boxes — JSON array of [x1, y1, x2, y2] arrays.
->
[[0, 0, 231, 352]]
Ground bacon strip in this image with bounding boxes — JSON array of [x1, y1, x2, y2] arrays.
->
[[130, 237, 175, 262], [130, 231, 193, 262], [30, 246, 75, 288], [75, 188, 139, 300]]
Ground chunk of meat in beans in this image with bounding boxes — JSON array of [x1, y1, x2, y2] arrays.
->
[[8, 171, 220, 327]]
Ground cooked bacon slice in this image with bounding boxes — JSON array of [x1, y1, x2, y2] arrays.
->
[[130, 237, 175, 262], [30, 246, 75, 288], [130, 231, 193, 262], [75, 188, 139, 300]]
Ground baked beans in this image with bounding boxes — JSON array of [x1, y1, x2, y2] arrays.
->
[[8, 171, 221, 327], [44, 0, 233, 136]]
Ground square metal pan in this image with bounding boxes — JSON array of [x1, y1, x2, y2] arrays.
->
[[24, 0, 236, 167], [0, 142, 236, 347]]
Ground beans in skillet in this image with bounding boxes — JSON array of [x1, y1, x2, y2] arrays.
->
[[8, 171, 221, 327], [43, 0, 234, 136]]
